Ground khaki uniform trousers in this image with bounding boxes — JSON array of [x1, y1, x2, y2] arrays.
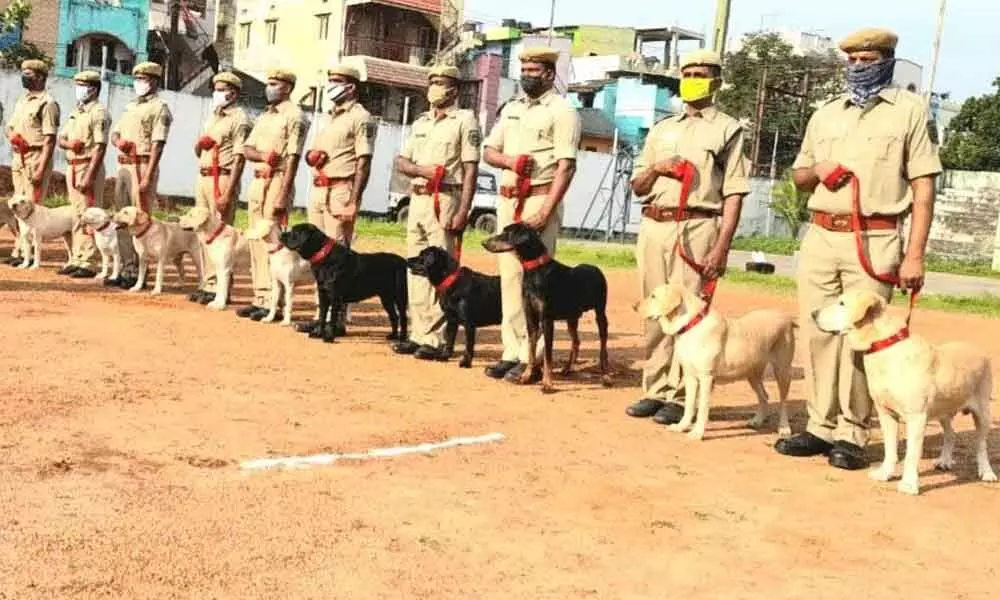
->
[[798, 224, 901, 447], [67, 161, 106, 270], [636, 215, 720, 400], [496, 193, 563, 363], [113, 161, 160, 278], [404, 191, 459, 348], [307, 183, 356, 325], [193, 173, 238, 293], [247, 171, 287, 307], [11, 150, 52, 257]]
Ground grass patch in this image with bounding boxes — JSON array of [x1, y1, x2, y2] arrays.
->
[[730, 235, 799, 256]]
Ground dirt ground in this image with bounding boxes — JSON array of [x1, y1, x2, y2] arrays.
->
[[2, 230, 999, 600]]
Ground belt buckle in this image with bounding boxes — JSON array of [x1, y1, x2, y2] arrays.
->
[[831, 214, 850, 230]]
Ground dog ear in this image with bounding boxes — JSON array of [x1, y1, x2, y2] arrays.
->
[[847, 292, 885, 327]]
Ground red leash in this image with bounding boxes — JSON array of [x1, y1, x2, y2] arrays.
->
[[512, 154, 533, 223], [669, 160, 718, 305], [427, 165, 464, 263], [9, 133, 42, 203]]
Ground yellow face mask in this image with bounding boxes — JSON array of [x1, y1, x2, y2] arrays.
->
[[679, 77, 716, 103], [427, 83, 451, 107]]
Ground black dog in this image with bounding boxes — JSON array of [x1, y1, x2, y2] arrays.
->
[[280, 223, 408, 343], [406, 246, 502, 368], [482, 222, 612, 393]]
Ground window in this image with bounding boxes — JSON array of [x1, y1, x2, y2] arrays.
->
[[317, 14, 330, 40], [238, 22, 251, 49], [216, 24, 227, 41], [265, 20, 277, 46], [579, 92, 595, 108]]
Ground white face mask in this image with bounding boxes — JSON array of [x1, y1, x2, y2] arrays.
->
[[75, 84, 92, 103], [212, 90, 232, 109], [134, 79, 151, 97], [325, 83, 347, 105]]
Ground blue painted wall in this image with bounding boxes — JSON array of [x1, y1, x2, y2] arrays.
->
[[56, 0, 149, 86], [569, 76, 678, 149]]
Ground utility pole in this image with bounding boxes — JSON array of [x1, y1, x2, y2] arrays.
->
[[547, 0, 556, 45], [712, 0, 732, 55], [925, 0, 947, 102], [168, 0, 181, 90], [750, 65, 768, 175]]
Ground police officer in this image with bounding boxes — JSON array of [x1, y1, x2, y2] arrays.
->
[[393, 64, 481, 360], [6, 59, 59, 267], [110, 61, 173, 289], [483, 47, 581, 384], [239, 68, 308, 322], [58, 69, 110, 279], [775, 28, 941, 470], [294, 63, 375, 336], [189, 71, 251, 305], [625, 49, 750, 425]]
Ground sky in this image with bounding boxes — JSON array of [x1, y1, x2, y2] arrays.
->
[[464, 0, 1000, 102]]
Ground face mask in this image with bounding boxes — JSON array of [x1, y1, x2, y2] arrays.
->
[[134, 80, 151, 97], [679, 77, 716, 103], [265, 84, 282, 104], [325, 83, 349, 105], [75, 84, 93, 103], [845, 58, 896, 106], [520, 75, 545, 98], [20, 74, 33, 89], [427, 83, 451, 107], [212, 90, 232, 109]]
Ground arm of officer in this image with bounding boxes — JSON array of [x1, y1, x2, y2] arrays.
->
[[792, 115, 842, 191], [144, 104, 171, 190], [631, 133, 659, 196], [900, 108, 945, 288], [223, 115, 251, 206], [242, 122, 264, 163], [543, 104, 581, 213], [276, 114, 307, 212], [483, 112, 513, 170], [82, 110, 110, 191], [457, 113, 482, 225], [395, 121, 436, 180], [351, 116, 375, 212], [709, 129, 752, 275], [34, 100, 59, 183]]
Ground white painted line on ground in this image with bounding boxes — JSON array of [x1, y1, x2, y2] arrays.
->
[[239, 432, 506, 471]]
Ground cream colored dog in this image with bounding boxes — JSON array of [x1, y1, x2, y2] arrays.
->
[[637, 282, 796, 441], [80, 207, 122, 282], [112, 206, 203, 295], [813, 289, 997, 496], [245, 218, 313, 325], [178, 206, 250, 310], [7, 195, 74, 270]]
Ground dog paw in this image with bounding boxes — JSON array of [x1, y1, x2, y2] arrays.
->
[[541, 383, 556, 394], [259, 314, 276, 323], [600, 374, 614, 388], [667, 423, 688, 433], [28, 264, 40, 271], [933, 459, 955, 472], [777, 426, 793, 438], [127, 286, 142, 293], [869, 467, 896, 482], [897, 480, 921, 496], [686, 429, 706, 441], [280, 320, 293, 327], [150, 289, 162, 296], [979, 468, 998, 482], [747, 414, 767, 430], [207, 302, 225, 311]]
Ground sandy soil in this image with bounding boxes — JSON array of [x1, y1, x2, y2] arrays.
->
[[2, 230, 999, 600]]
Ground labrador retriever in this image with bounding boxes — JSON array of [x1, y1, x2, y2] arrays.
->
[[7, 195, 73, 270], [637, 282, 796, 441], [406, 245, 502, 368], [245, 218, 314, 324], [79, 207, 122, 283], [178, 206, 250, 309], [482, 222, 611, 393], [112, 206, 203, 295], [280, 223, 408, 343], [813, 289, 997, 495]]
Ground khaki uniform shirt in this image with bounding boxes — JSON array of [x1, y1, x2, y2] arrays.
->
[[633, 105, 750, 211], [60, 99, 111, 161], [198, 105, 251, 170], [310, 100, 375, 179], [111, 95, 172, 156], [245, 99, 308, 166], [6, 90, 59, 149], [793, 86, 942, 216], [484, 89, 581, 187], [401, 106, 481, 187]]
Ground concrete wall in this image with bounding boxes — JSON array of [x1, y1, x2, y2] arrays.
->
[[928, 170, 1000, 266]]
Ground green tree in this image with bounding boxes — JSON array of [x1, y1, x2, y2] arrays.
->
[[717, 32, 843, 176], [940, 78, 1000, 172], [768, 169, 811, 236], [0, 0, 47, 70]]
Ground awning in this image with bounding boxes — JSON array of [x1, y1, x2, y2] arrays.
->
[[351, 56, 430, 90], [346, 0, 443, 16]]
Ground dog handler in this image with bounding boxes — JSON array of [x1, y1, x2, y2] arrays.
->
[[109, 61, 173, 289], [295, 62, 375, 335], [6, 59, 59, 266], [189, 71, 251, 305], [626, 49, 750, 425], [58, 69, 111, 279], [238, 68, 308, 322], [775, 28, 941, 470], [483, 46, 581, 384], [393, 64, 481, 361]]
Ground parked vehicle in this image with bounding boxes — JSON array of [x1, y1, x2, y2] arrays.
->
[[387, 171, 499, 234]]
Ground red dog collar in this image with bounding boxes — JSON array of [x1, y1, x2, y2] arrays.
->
[[309, 238, 337, 265], [676, 306, 709, 336], [133, 220, 152, 239], [435, 269, 461, 294], [865, 327, 910, 355], [521, 254, 551, 271]]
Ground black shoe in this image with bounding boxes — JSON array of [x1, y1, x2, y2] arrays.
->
[[652, 402, 685, 425], [415, 345, 450, 361], [775, 432, 834, 457], [828, 441, 869, 471], [118, 277, 139, 289], [393, 340, 420, 355], [103, 277, 120, 287], [504, 363, 542, 384], [57, 265, 78, 276], [485, 360, 519, 379], [333, 323, 347, 337], [237, 305, 263, 319], [251, 308, 278, 322], [626, 398, 665, 418], [188, 290, 206, 302], [296, 320, 319, 334], [198, 292, 216, 305], [5, 255, 21, 266], [70, 268, 97, 279]]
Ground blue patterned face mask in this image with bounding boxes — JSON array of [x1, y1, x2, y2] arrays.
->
[[845, 58, 896, 106]]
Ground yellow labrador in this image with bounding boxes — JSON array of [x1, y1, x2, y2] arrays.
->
[[178, 206, 250, 310], [813, 289, 997, 495], [8, 195, 74, 270], [637, 282, 796, 441], [113, 206, 203, 295], [244, 218, 314, 325]]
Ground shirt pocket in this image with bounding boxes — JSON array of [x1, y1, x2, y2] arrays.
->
[[867, 134, 901, 163]]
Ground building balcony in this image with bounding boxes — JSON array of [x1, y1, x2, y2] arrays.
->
[[344, 35, 434, 66], [346, 0, 443, 17]]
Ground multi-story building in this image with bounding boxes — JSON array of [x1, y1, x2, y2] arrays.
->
[[0, 0, 60, 61], [231, 0, 472, 120], [56, 0, 149, 86]]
